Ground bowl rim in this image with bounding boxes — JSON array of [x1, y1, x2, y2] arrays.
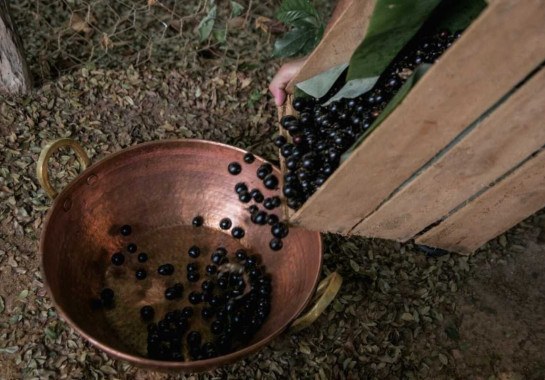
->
[[39, 139, 323, 371]]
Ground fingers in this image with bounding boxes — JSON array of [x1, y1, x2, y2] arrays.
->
[[269, 58, 307, 106], [269, 71, 289, 106]]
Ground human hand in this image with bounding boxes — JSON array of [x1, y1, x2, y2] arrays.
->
[[268, 57, 307, 106]]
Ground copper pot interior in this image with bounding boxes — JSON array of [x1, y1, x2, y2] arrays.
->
[[41, 140, 322, 369]]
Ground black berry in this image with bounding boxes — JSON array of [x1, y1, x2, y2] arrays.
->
[[263, 198, 275, 210], [251, 211, 268, 225], [231, 227, 245, 239], [127, 243, 137, 253], [271, 222, 289, 238], [120, 225, 132, 236], [192, 216, 204, 227], [280, 144, 294, 158], [250, 189, 264, 203], [243, 152, 255, 164], [269, 238, 283, 251], [140, 305, 154, 321], [228, 162, 242, 175], [239, 192, 252, 203], [281, 115, 297, 128], [215, 247, 228, 255], [187, 271, 200, 282], [282, 184, 299, 198], [263, 174, 279, 189], [267, 214, 279, 225], [164, 287, 178, 300], [206, 264, 217, 275], [235, 249, 247, 261], [211, 251, 225, 265], [219, 218, 232, 230], [188, 291, 202, 304], [245, 255, 258, 267], [157, 264, 174, 276], [187, 262, 198, 272], [111, 252, 125, 266], [100, 288, 114, 300], [257, 163, 273, 180], [135, 269, 147, 280], [201, 307, 214, 319], [182, 307, 193, 318], [201, 280, 215, 292], [188, 245, 201, 258], [274, 135, 287, 147], [137, 253, 148, 263], [235, 182, 248, 194]]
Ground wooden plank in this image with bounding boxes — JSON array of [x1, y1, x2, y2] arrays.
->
[[416, 148, 545, 254], [286, 0, 375, 92], [289, 0, 545, 234], [353, 66, 545, 241], [0, 0, 31, 95]]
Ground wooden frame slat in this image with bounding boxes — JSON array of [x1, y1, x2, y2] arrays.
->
[[352, 66, 545, 240], [289, 0, 545, 235], [415, 147, 545, 254]]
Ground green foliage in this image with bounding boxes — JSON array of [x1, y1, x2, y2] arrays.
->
[[273, 0, 324, 58], [198, 5, 217, 43], [276, 0, 321, 27], [197, 1, 246, 45], [247, 89, 262, 108], [230, 1, 244, 17]]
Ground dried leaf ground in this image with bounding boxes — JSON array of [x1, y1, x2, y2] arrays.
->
[[1, 1, 545, 379]]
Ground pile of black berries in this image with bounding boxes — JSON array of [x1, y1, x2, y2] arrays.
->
[[277, 30, 462, 210], [99, 223, 273, 362], [145, 247, 272, 361]]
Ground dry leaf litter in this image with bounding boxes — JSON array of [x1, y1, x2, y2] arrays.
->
[[1, 1, 545, 379]]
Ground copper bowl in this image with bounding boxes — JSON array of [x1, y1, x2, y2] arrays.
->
[[37, 139, 341, 372]]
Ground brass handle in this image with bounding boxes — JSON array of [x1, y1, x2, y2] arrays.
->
[[290, 272, 343, 332], [36, 138, 90, 200]]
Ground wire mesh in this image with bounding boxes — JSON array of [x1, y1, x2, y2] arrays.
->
[[8, 0, 265, 82]]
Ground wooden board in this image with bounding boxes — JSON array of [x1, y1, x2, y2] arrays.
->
[[416, 147, 545, 254], [0, 0, 31, 95], [289, 0, 545, 234], [286, 0, 375, 92], [353, 66, 545, 241]]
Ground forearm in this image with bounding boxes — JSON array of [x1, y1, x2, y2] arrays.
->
[[324, 0, 352, 33]]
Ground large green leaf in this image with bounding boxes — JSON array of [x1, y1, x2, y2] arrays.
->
[[273, 24, 318, 58], [276, 0, 321, 26], [325, 0, 442, 104], [296, 63, 349, 99], [341, 64, 431, 162], [428, 0, 487, 33]]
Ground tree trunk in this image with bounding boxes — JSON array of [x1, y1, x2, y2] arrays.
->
[[0, 0, 31, 95]]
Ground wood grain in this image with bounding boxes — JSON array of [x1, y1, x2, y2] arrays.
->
[[0, 0, 31, 95], [416, 147, 545, 254], [286, 0, 376, 92], [290, 0, 545, 234], [353, 67, 545, 241]]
